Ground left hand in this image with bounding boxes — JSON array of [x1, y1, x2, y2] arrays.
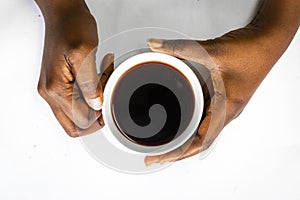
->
[[144, 0, 300, 164], [144, 38, 239, 166]]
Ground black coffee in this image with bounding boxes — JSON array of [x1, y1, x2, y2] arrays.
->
[[111, 62, 195, 146]]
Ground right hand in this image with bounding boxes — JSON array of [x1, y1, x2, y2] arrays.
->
[[37, 1, 114, 137]]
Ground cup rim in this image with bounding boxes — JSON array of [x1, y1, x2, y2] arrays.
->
[[102, 52, 204, 155]]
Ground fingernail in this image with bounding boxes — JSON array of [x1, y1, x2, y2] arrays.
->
[[89, 97, 102, 110], [105, 53, 114, 61], [144, 156, 159, 166], [98, 118, 105, 128], [144, 158, 152, 167], [147, 38, 163, 49]]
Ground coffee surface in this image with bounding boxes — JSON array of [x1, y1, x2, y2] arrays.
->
[[111, 62, 195, 146]]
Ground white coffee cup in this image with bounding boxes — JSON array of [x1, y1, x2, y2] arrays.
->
[[102, 52, 204, 155]]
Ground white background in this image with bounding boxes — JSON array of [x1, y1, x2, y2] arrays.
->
[[1, 0, 300, 199]]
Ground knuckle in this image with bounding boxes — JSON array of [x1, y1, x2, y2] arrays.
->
[[37, 82, 47, 99], [79, 80, 98, 96], [199, 39, 224, 60], [202, 142, 212, 152], [231, 97, 244, 108], [214, 90, 226, 101], [171, 40, 186, 54], [74, 115, 94, 130], [65, 43, 98, 71], [75, 109, 98, 129], [76, 119, 92, 130], [202, 137, 215, 152], [44, 81, 59, 97], [227, 97, 245, 121], [64, 127, 79, 138]]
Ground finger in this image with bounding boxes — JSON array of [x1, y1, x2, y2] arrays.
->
[[177, 72, 226, 160], [148, 38, 224, 103], [51, 80, 102, 129], [160, 135, 203, 164], [145, 88, 226, 166], [148, 38, 224, 100], [144, 137, 193, 166], [145, 39, 227, 165], [66, 47, 103, 110], [50, 52, 114, 129], [177, 134, 204, 161], [147, 38, 215, 70], [40, 89, 103, 137], [145, 149, 181, 166], [144, 127, 200, 165], [50, 103, 103, 137], [144, 107, 222, 165], [99, 53, 114, 89], [182, 86, 227, 159]]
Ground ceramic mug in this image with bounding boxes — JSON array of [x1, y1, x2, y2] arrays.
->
[[102, 52, 204, 155]]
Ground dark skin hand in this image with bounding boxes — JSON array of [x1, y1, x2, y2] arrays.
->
[[35, 0, 299, 164], [145, 0, 300, 165], [35, 0, 114, 137]]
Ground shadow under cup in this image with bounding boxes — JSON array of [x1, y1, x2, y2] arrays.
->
[[102, 52, 204, 155]]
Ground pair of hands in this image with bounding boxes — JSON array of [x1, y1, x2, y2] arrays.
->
[[36, 0, 299, 165]]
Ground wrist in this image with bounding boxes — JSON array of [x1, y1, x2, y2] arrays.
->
[[250, 0, 300, 31], [237, 0, 300, 68], [35, 0, 89, 23]]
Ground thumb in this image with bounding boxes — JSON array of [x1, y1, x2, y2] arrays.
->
[[147, 38, 223, 94], [69, 48, 103, 111], [147, 38, 213, 68]]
